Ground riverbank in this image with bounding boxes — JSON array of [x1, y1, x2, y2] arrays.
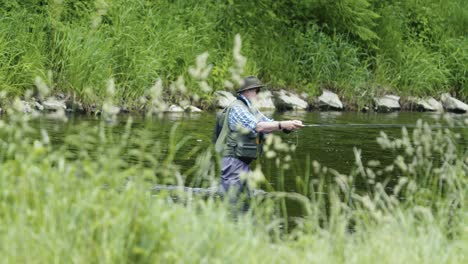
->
[[1, 0, 467, 109], [1, 88, 467, 117]]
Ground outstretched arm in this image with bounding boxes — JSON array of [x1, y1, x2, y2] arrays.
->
[[256, 120, 304, 133]]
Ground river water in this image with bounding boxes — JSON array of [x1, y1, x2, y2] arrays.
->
[[35, 111, 466, 194]]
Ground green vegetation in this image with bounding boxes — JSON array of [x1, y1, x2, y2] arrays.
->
[[0, 95, 466, 262], [0, 2, 467, 260], [0, 0, 467, 109]]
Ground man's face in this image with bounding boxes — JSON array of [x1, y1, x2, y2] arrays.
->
[[244, 88, 259, 99]]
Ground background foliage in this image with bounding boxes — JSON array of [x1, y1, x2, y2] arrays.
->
[[0, 0, 466, 106]]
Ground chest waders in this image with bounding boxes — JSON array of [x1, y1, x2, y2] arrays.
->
[[214, 99, 264, 164]]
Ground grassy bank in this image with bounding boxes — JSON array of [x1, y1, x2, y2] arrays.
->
[[0, 100, 466, 262], [0, 0, 467, 109]]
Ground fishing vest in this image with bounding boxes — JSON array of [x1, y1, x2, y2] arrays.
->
[[214, 99, 263, 162]]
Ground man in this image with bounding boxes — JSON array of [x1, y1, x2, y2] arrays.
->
[[214, 76, 304, 194]]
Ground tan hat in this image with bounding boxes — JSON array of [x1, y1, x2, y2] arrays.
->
[[236, 76, 265, 93]]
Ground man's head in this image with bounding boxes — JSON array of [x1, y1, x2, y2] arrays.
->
[[237, 76, 265, 99]]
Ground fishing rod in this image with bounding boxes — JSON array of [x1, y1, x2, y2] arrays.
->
[[302, 123, 465, 129], [303, 123, 416, 128]]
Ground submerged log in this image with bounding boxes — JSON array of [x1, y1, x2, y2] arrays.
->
[[152, 184, 267, 197]]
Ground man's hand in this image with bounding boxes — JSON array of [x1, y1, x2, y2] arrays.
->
[[281, 120, 304, 131]]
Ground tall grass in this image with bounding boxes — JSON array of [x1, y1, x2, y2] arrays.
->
[[292, 25, 370, 96], [0, 10, 48, 95], [1, 0, 467, 107]]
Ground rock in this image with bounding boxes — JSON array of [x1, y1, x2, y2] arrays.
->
[[214, 91, 236, 108], [17, 100, 32, 113], [426, 97, 444, 112], [89, 104, 100, 115], [34, 102, 44, 111], [253, 91, 275, 109], [318, 89, 343, 110], [416, 99, 434, 111], [72, 102, 86, 113], [407, 97, 443, 112], [274, 90, 308, 111], [55, 93, 67, 100], [185, 105, 202, 113], [102, 104, 120, 116], [167, 104, 184, 113], [374, 95, 400, 112], [42, 98, 67, 111], [440, 93, 468, 113], [120, 106, 131, 113]]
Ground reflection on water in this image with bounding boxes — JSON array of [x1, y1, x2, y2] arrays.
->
[[383, 111, 400, 120], [164, 112, 186, 121], [280, 110, 308, 120], [318, 111, 343, 121]]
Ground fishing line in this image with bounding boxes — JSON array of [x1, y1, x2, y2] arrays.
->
[[290, 123, 466, 147], [283, 130, 299, 147], [295, 130, 299, 146]]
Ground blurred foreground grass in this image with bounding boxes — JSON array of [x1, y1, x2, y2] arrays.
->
[[0, 102, 466, 263]]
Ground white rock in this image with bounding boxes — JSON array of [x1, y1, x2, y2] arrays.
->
[[253, 91, 275, 109], [73, 102, 85, 112], [426, 97, 444, 112], [215, 91, 236, 108], [415, 98, 434, 111], [102, 104, 120, 116], [440, 93, 468, 113], [35, 102, 44, 111], [42, 98, 66, 111], [167, 104, 184, 112], [374, 95, 400, 111], [407, 96, 441, 111], [185, 105, 202, 113], [407, 96, 443, 111], [318, 89, 343, 109], [274, 90, 308, 110], [17, 100, 32, 113]]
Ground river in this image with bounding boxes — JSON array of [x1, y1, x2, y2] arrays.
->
[[33, 111, 467, 194]]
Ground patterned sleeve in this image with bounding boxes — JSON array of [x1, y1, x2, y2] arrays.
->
[[256, 110, 273, 123], [228, 105, 258, 132]]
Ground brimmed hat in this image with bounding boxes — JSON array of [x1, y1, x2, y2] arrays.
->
[[236, 76, 265, 93]]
